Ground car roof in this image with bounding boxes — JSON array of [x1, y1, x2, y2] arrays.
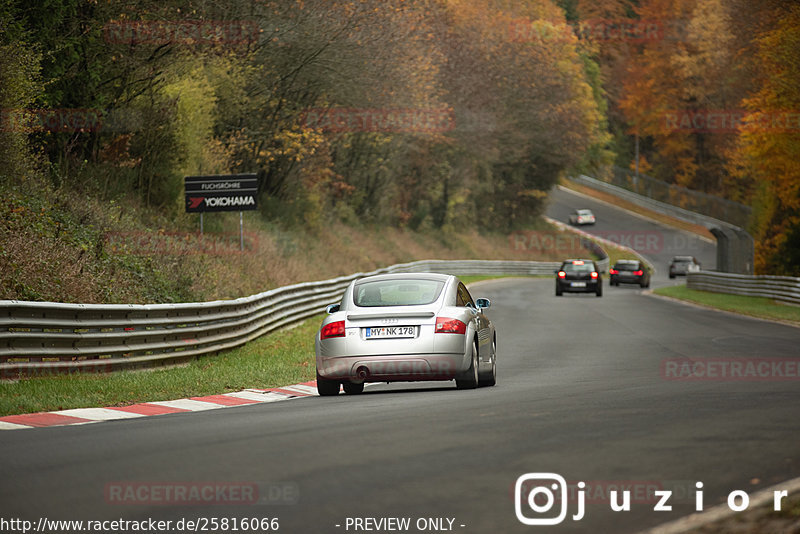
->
[[353, 272, 455, 284], [562, 258, 596, 264], [615, 259, 640, 264], [577, 209, 593, 213], [672, 256, 694, 260]]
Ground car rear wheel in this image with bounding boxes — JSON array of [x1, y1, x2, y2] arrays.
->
[[479, 336, 497, 387], [596, 286, 603, 297], [316, 372, 340, 396], [555, 284, 563, 296], [342, 382, 364, 395], [456, 340, 479, 390]]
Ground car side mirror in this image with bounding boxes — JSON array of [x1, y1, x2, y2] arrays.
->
[[326, 304, 340, 314], [475, 298, 491, 309]]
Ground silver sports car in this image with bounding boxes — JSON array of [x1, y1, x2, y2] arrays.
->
[[315, 273, 497, 395]]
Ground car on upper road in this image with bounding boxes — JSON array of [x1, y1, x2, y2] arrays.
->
[[555, 259, 603, 297], [569, 209, 596, 226], [669, 256, 701, 278], [315, 273, 497, 395], [609, 259, 651, 288]]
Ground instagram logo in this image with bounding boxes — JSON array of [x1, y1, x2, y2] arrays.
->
[[515, 473, 584, 525]]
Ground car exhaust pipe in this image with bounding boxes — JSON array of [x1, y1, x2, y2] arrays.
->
[[354, 366, 370, 383]]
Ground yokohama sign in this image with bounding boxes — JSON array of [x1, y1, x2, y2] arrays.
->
[[185, 174, 259, 213]]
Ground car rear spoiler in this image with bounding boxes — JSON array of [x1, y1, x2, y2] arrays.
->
[[347, 311, 436, 320]]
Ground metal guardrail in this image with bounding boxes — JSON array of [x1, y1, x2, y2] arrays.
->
[[687, 271, 800, 306], [0, 260, 559, 377], [568, 174, 754, 275], [609, 166, 752, 228]]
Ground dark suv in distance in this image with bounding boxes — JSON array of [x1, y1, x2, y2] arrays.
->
[[669, 256, 701, 278], [609, 259, 651, 288], [555, 259, 603, 297]]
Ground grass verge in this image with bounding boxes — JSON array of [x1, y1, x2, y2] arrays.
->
[[653, 285, 800, 326], [0, 315, 323, 417]]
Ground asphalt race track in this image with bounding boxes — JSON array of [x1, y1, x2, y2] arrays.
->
[[1, 192, 798, 533], [546, 186, 717, 284]]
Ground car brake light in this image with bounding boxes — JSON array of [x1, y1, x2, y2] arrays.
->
[[591, 272, 598, 279], [573, 260, 584, 265], [435, 317, 466, 334], [558, 271, 566, 278], [609, 269, 618, 274], [320, 320, 345, 339], [634, 270, 643, 276]]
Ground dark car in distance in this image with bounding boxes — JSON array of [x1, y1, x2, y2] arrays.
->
[[609, 259, 651, 288], [555, 259, 603, 297]]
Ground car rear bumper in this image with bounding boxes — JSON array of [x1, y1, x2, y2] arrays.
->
[[316, 353, 469, 382], [557, 279, 600, 292], [611, 274, 645, 284]]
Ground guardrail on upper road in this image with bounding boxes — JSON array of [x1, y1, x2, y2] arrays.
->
[[0, 259, 559, 377], [568, 174, 754, 275], [687, 271, 800, 306]]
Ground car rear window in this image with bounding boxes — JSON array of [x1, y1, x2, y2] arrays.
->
[[562, 263, 595, 273], [353, 279, 445, 307], [614, 263, 638, 271]]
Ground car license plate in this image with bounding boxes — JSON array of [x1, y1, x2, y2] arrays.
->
[[365, 326, 416, 339], [571, 282, 586, 288]]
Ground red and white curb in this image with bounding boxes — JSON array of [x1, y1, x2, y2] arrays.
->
[[0, 381, 320, 431]]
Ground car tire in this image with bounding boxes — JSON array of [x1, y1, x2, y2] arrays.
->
[[316, 372, 340, 396], [669, 273, 675, 279], [596, 286, 603, 297], [456, 340, 479, 390], [342, 382, 364, 395], [479, 336, 497, 387], [556, 284, 563, 297]]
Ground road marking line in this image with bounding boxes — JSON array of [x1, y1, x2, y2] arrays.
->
[[0, 421, 33, 430], [148, 399, 227, 411], [107, 403, 189, 416], [0, 412, 95, 427], [225, 391, 285, 402], [279, 384, 318, 395], [191, 394, 262, 406], [54, 408, 146, 421]]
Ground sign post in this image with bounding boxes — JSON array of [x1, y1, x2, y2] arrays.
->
[[185, 174, 259, 251]]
